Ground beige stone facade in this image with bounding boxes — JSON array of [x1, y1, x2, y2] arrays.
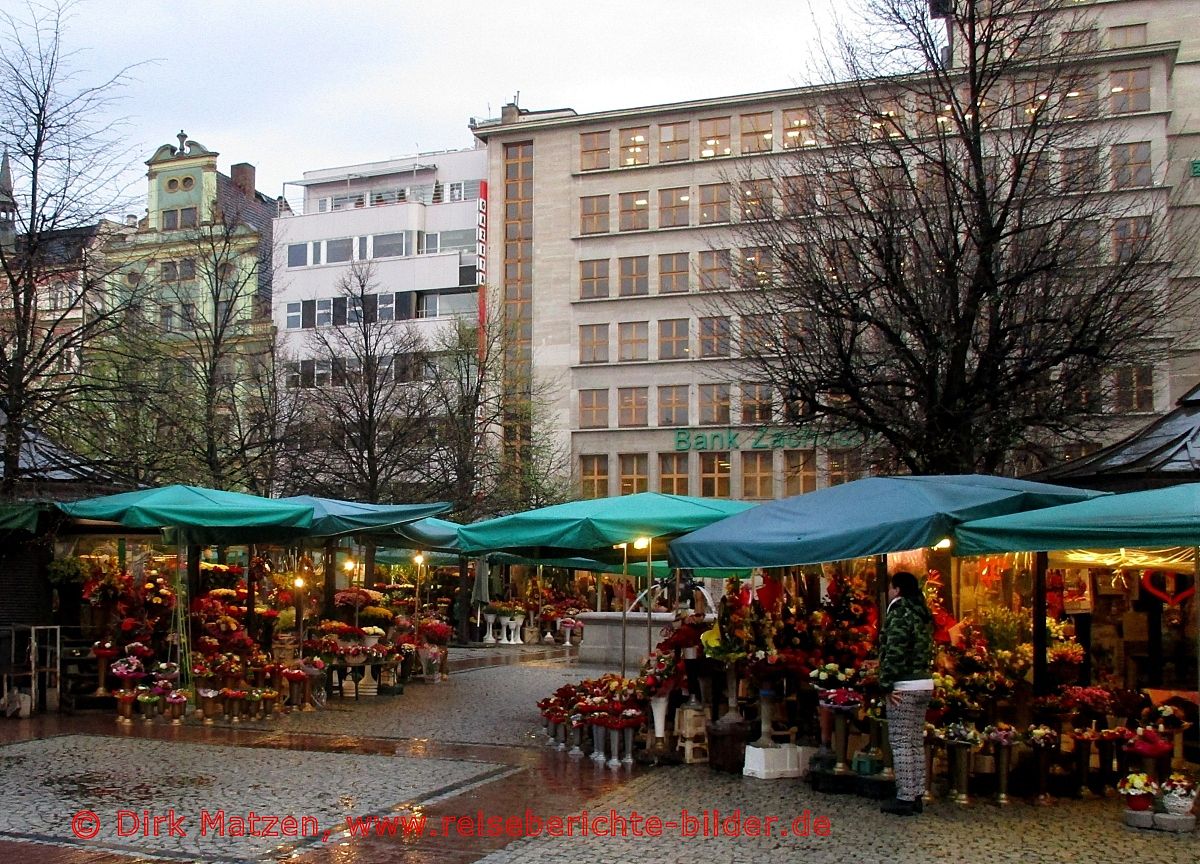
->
[[472, 0, 1200, 500]]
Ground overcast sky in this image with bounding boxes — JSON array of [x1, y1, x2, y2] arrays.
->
[[18, 0, 841, 208]]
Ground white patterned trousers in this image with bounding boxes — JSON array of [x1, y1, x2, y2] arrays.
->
[[886, 689, 933, 802]]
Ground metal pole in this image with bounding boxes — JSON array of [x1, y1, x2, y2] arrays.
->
[[646, 543, 654, 658], [620, 545, 628, 678], [1033, 551, 1048, 695]]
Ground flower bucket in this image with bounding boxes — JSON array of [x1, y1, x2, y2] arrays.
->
[[650, 696, 670, 741], [1162, 792, 1195, 815], [1124, 793, 1154, 812]]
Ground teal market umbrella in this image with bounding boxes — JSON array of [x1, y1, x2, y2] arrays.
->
[[670, 474, 1106, 569], [278, 495, 449, 537], [57, 484, 316, 545]]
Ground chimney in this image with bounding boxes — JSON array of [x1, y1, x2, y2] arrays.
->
[[125, 214, 138, 227], [230, 162, 256, 198], [501, 103, 520, 124]]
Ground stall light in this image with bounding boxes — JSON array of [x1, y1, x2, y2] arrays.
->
[[932, 537, 953, 550], [293, 577, 305, 589], [413, 553, 425, 565], [343, 558, 356, 572], [634, 537, 651, 550]]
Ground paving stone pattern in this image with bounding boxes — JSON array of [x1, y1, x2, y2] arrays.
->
[[0, 734, 503, 861]]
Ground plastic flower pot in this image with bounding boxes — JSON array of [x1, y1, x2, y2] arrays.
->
[[1124, 792, 1154, 812]]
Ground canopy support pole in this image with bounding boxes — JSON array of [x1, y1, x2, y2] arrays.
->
[[646, 544, 654, 659], [620, 546, 629, 678], [245, 545, 256, 634], [1033, 551, 1048, 695], [456, 556, 470, 644], [322, 540, 336, 618]]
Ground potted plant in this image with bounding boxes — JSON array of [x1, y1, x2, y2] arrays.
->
[[1117, 772, 1159, 811], [1160, 773, 1197, 815]]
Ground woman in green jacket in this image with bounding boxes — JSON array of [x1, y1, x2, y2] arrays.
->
[[877, 571, 934, 816]]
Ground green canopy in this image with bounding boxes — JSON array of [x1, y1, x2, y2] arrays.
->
[[955, 483, 1200, 555], [456, 493, 757, 558], [670, 474, 1106, 568], [278, 495, 449, 537], [382, 516, 464, 553], [57, 484, 315, 545], [0, 502, 45, 533]]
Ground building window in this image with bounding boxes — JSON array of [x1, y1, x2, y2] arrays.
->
[[619, 126, 649, 166], [1111, 141, 1152, 189], [739, 179, 773, 221], [1110, 68, 1150, 114], [827, 448, 864, 486], [1062, 441, 1102, 462], [741, 112, 773, 153], [1062, 77, 1098, 120], [314, 359, 332, 388], [618, 387, 649, 427], [159, 305, 174, 333], [579, 388, 609, 428], [580, 195, 610, 234], [699, 183, 730, 224], [618, 256, 649, 296], [659, 187, 690, 228], [740, 314, 773, 356], [738, 247, 773, 288], [580, 259, 610, 299], [699, 249, 731, 291], [327, 237, 353, 263], [783, 174, 815, 216], [699, 384, 730, 425], [179, 258, 195, 280], [310, 242, 323, 265], [378, 293, 395, 321], [658, 318, 689, 360], [619, 191, 650, 231], [161, 207, 197, 230], [659, 121, 689, 162], [1061, 146, 1100, 192], [285, 302, 301, 329], [699, 316, 731, 357], [784, 449, 817, 495], [287, 244, 307, 267], [699, 117, 731, 158], [316, 298, 332, 327], [872, 101, 906, 139], [579, 323, 609, 363], [782, 108, 818, 148], [619, 453, 649, 495], [161, 261, 178, 281], [699, 452, 731, 497], [580, 455, 609, 499], [659, 252, 689, 294], [1113, 365, 1153, 412], [741, 383, 773, 423], [1113, 216, 1150, 262], [372, 232, 406, 258], [742, 452, 773, 499], [658, 385, 689, 426], [580, 131, 610, 171], [659, 453, 689, 495], [1108, 23, 1147, 48], [617, 321, 649, 361]]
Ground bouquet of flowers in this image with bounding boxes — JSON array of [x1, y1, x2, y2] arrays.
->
[[334, 588, 373, 610], [613, 707, 645, 730], [1124, 726, 1172, 758], [1145, 703, 1187, 730], [984, 723, 1018, 746], [809, 662, 857, 687], [818, 687, 862, 708], [92, 640, 119, 659], [939, 722, 984, 747], [153, 662, 180, 682], [165, 690, 188, 705], [1047, 642, 1085, 665], [1161, 773, 1197, 798], [1060, 686, 1111, 716], [1100, 726, 1135, 743], [1117, 772, 1159, 797], [110, 656, 145, 680], [1024, 724, 1059, 749], [362, 626, 386, 638], [124, 641, 154, 659], [418, 619, 454, 645], [638, 650, 681, 697]]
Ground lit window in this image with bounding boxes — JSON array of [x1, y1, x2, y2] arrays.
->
[[698, 117, 731, 158], [618, 256, 649, 296], [827, 449, 864, 486], [579, 323, 609, 363], [580, 195, 610, 234], [659, 121, 690, 162], [580, 131, 610, 171], [579, 389, 609, 428], [872, 101, 905, 139], [738, 247, 773, 288], [619, 191, 649, 231], [740, 383, 773, 423], [740, 112, 773, 153], [619, 126, 649, 166], [782, 108, 817, 148], [699, 384, 730, 425], [619, 454, 649, 495], [741, 452, 773, 500], [698, 183, 730, 224], [617, 387, 649, 427], [659, 453, 689, 495], [1110, 68, 1150, 113], [580, 455, 609, 498], [1062, 77, 1098, 120], [740, 179, 773, 220], [658, 318, 689, 360], [617, 321, 649, 361], [658, 385, 688, 426], [580, 259, 610, 299], [699, 452, 730, 497], [1113, 365, 1153, 412], [658, 187, 690, 228], [740, 314, 773, 356], [658, 253, 689, 294]]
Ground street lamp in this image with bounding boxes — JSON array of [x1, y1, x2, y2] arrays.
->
[[633, 537, 653, 657], [293, 576, 305, 655], [413, 553, 425, 617]]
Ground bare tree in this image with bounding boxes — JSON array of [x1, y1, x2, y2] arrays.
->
[[0, 0, 145, 494], [721, 0, 1192, 474], [234, 332, 309, 498]]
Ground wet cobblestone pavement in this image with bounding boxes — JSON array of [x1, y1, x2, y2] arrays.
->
[[0, 651, 1195, 864]]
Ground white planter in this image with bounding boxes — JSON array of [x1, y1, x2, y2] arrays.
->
[[1163, 792, 1196, 815], [514, 615, 526, 644], [482, 614, 496, 644], [501, 616, 516, 644], [650, 696, 669, 740]]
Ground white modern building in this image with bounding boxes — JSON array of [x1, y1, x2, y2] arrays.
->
[[272, 147, 488, 382]]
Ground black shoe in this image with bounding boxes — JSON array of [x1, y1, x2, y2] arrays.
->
[[880, 797, 914, 816], [912, 797, 924, 813]]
